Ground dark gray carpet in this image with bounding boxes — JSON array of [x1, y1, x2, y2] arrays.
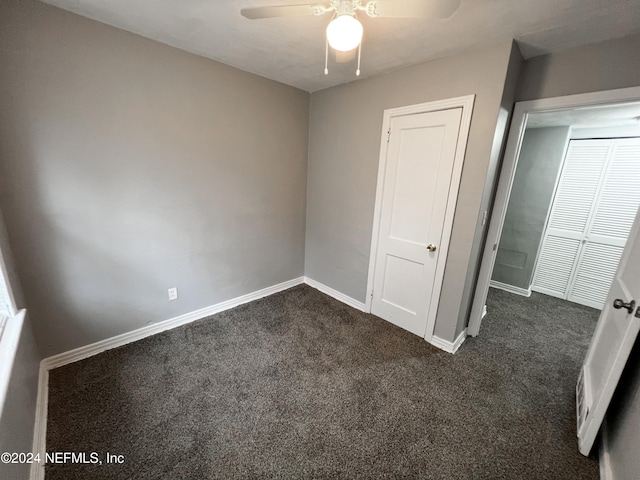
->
[[46, 285, 600, 479]]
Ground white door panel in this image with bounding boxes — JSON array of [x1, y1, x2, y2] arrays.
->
[[546, 140, 610, 234], [568, 242, 625, 309], [534, 138, 640, 309], [379, 255, 424, 315], [532, 235, 581, 298], [371, 108, 462, 337], [533, 140, 610, 300], [577, 207, 640, 455], [590, 140, 640, 241], [388, 126, 442, 244]]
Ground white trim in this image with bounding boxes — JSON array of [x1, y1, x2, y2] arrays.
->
[[365, 95, 476, 343], [599, 418, 613, 480], [531, 285, 565, 299], [29, 277, 306, 480], [0, 310, 25, 417], [532, 284, 604, 311], [429, 329, 467, 354], [0, 244, 18, 317], [303, 277, 366, 311], [489, 280, 532, 297], [27, 272, 466, 479], [572, 126, 640, 140], [43, 277, 304, 370], [0, 315, 6, 345], [30, 364, 48, 480], [468, 86, 640, 338], [304, 275, 467, 354]]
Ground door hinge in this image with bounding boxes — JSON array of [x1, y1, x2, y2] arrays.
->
[[481, 210, 489, 226], [387, 128, 391, 143]]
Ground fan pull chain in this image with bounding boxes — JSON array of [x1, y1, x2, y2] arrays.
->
[[356, 42, 362, 76], [324, 37, 329, 75]]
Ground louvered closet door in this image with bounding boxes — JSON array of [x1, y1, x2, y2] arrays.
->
[[569, 139, 640, 307], [533, 138, 640, 309], [532, 140, 611, 300]]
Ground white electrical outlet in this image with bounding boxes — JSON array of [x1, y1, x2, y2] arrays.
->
[[168, 287, 178, 301]]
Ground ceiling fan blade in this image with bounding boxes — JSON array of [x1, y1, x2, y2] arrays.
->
[[241, 4, 320, 19], [369, 0, 460, 19]]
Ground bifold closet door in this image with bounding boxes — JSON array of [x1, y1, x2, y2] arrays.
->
[[533, 138, 640, 309], [568, 139, 640, 307], [532, 139, 610, 303]]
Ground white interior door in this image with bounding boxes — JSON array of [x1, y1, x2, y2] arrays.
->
[[370, 107, 462, 337], [577, 206, 640, 456]]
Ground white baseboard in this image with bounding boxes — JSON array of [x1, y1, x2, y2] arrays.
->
[[303, 277, 366, 312], [304, 276, 467, 354], [489, 280, 532, 297], [30, 277, 307, 480], [43, 277, 304, 370], [430, 329, 467, 354], [27, 275, 415, 478], [599, 419, 613, 480], [30, 364, 48, 480]]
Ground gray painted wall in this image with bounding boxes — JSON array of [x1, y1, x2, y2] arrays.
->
[[517, 33, 640, 102], [306, 40, 522, 343], [0, 0, 310, 356], [516, 33, 640, 478], [455, 42, 523, 338], [0, 314, 41, 480], [492, 127, 570, 291]]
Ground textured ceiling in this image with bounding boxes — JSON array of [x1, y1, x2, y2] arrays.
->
[[39, 0, 640, 92]]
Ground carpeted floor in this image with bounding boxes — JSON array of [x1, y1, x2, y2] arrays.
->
[[46, 285, 600, 479]]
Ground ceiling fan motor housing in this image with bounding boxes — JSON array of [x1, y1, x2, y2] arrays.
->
[[334, 0, 357, 16]]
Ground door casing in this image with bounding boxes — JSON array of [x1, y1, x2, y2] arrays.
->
[[469, 86, 640, 337], [365, 95, 475, 345]]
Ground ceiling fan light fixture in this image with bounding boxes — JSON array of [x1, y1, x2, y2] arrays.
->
[[326, 14, 363, 52]]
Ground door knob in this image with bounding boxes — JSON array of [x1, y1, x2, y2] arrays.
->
[[426, 244, 437, 252], [613, 298, 636, 314]]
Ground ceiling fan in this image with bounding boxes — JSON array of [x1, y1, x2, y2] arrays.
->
[[241, 0, 461, 77]]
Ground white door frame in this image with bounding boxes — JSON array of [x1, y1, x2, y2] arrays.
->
[[0, 247, 17, 317], [468, 85, 640, 337], [365, 95, 475, 343]]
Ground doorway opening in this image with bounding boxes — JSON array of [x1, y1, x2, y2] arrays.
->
[[468, 86, 640, 458], [470, 86, 640, 337], [491, 112, 640, 310]]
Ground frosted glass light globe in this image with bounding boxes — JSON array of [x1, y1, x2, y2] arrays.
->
[[326, 15, 363, 52]]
